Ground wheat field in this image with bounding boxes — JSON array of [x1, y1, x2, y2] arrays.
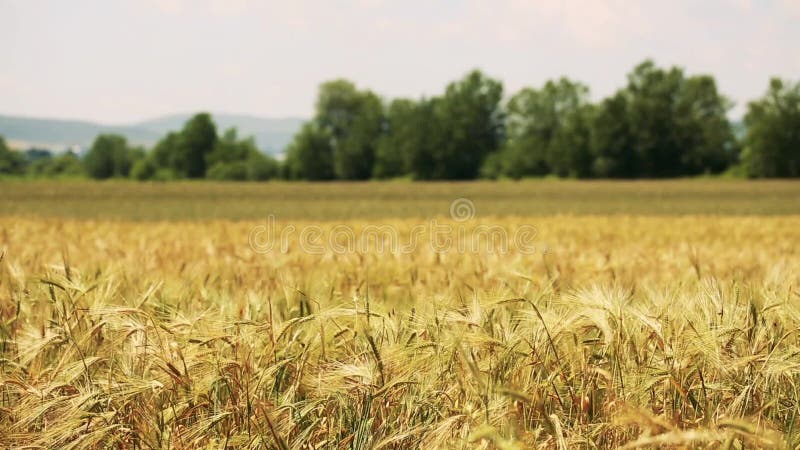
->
[[1, 183, 800, 448]]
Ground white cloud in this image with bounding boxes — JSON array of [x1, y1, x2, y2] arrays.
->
[[149, 0, 184, 14], [443, 0, 653, 49], [147, 0, 252, 16], [207, 0, 251, 17], [778, 0, 800, 16], [731, 0, 753, 11]]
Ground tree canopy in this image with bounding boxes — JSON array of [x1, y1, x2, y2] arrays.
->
[[284, 123, 335, 181], [421, 70, 504, 180], [84, 134, 140, 179], [0, 136, 26, 175], [590, 61, 737, 178], [487, 78, 592, 179], [741, 79, 800, 178]]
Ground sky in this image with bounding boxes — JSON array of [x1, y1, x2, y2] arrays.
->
[[1, 0, 798, 124]]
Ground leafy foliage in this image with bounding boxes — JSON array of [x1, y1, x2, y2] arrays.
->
[[284, 123, 335, 180], [130, 157, 158, 181], [0, 136, 26, 175], [375, 98, 443, 179], [489, 78, 592, 178], [591, 61, 737, 178], [84, 134, 140, 179], [315, 80, 385, 180], [148, 113, 219, 178], [179, 112, 218, 178], [27, 151, 84, 178], [205, 128, 280, 181], [418, 70, 504, 180], [741, 78, 800, 177]]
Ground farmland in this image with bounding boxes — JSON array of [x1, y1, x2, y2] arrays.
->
[[1, 179, 800, 220], [1, 180, 799, 448]]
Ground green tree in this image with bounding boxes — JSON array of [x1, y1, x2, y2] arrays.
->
[[373, 98, 422, 178], [146, 113, 217, 179], [624, 61, 684, 176], [130, 156, 158, 180], [675, 75, 738, 174], [315, 80, 384, 180], [592, 60, 736, 177], [84, 134, 136, 179], [179, 113, 218, 178], [28, 151, 84, 178], [206, 128, 257, 167], [246, 152, 280, 181], [284, 123, 335, 180], [403, 98, 442, 180], [205, 128, 280, 181], [24, 148, 52, 162], [150, 131, 183, 177], [207, 160, 248, 181], [741, 78, 800, 177], [0, 136, 26, 175], [591, 92, 638, 177], [414, 70, 504, 179], [491, 78, 592, 178]]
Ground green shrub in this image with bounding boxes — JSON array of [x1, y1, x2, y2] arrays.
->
[[131, 158, 158, 180], [207, 161, 248, 181]]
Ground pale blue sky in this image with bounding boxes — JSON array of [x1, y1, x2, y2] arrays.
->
[[1, 0, 798, 123]]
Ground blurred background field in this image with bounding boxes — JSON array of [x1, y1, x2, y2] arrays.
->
[[2, 179, 799, 220]]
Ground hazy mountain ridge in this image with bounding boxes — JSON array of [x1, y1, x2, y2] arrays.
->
[[0, 113, 304, 154]]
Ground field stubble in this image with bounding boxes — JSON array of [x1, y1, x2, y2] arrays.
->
[[2, 179, 800, 220]]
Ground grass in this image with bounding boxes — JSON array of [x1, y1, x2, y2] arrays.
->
[[1, 181, 799, 448], [0, 179, 799, 220]]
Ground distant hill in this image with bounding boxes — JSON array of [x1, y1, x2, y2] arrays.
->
[[0, 115, 161, 152], [0, 113, 304, 155]]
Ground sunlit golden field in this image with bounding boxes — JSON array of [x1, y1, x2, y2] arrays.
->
[[1, 210, 799, 449], [0, 212, 800, 448]]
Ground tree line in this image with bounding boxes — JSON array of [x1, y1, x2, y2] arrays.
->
[[1, 60, 798, 180], [0, 115, 280, 181]]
